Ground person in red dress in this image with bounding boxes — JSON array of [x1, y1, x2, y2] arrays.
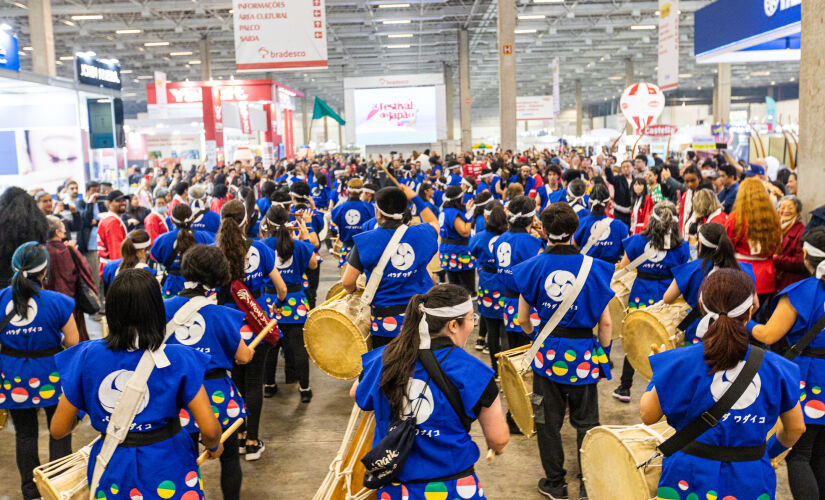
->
[[629, 177, 653, 235]]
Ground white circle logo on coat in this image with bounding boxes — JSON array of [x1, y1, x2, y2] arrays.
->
[[275, 252, 293, 270], [391, 243, 416, 271], [5, 299, 37, 327], [245, 245, 260, 274], [710, 361, 762, 410], [174, 312, 207, 345], [545, 270, 576, 302], [402, 378, 434, 425], [496, 242, 512, 268], [643, 242, 667, 263], [98, 369, 150, 414], [437, 212, 446, 228], [764, 0, 779, 16], [488, 235, 500, 254], [345, 209, 361, 226]]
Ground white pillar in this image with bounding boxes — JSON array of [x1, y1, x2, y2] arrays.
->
[[797, 0, 825, 216], [716, 63, 731, 124], [458, 29, 473, 151], [497, 0, 517, 151], [444, 63, 455, 142], [576, 80, 583, 137], [28, 0, 56, 76], [199, 36, 212, 81]]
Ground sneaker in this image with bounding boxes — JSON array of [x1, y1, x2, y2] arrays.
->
[[612, 386, 631, 403], [245, 440, 265, 461], [475, 338, 485, 351], [538, 478, 568, 499], [300, 388, 313, 403], [483, 345, 490, 354], [263, 384, 278, 398], [578, 479, 588, 500]]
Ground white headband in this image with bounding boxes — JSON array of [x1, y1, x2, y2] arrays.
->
[[461, 178, 474, 191], [650, 209, 673, 248], [239, 207, 248, 228], [348, 187, 362, 193], [567, 186, 584, 203], [418, 299, 474, 349], [698, 232, 718, 249], [376, 205, 404, 220], [361, 188, 375, 194], [589, 198, 607, 207], [509, 209, 535, 223], [547, 231, 570, 242], [170, 215, 187, 226], [474, 198, 492, 208], [484, 207, 494, 216], [443, 191, 463, 202], [131, 239, 151, 250], [804, 242, 825, 279], [695, 294, 754, 339], [20, 261, 48, 277]]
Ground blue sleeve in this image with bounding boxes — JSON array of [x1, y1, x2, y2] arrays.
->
[[54, 342, 91, 411], [258, 242, 276, 275], [355, 349, 385, 412], [196, 231, 216, 245], [150, 236, 165, 262], [512, 255, 541, 304], [217, 307, 245, 360], [773, 354, 801, 414], [573, 223, 587, 247], [173, 347, 210, 407], [468, 234, 483, 259], [50, 292, 75, 329], [623, 235, 640, 260], [446, 351, 496, 420], [649, 348, 695, 422]]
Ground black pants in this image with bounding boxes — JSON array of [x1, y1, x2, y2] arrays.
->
[[788, 423, 825, 499], [532, 376, 599, 486], [614, 212, 631, 228], [446, 269, 475, 296], [506, 329, 529, 351], [371, 335, 393, 350], [264, 340, 293, 385], [619, 356, 635, 389], [267, 323, 310, 389], [483, 316, 505, 372], [10, 405, 72, 499], [232, 345, 267, 441], [190, 430, 241, 500], [435, 270, 446, 284], [306, 264, 321, 310]]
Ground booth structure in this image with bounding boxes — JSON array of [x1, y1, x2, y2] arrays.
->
[[144, 79, 303, 168]]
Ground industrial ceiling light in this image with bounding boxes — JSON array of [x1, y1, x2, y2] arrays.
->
[[188, 60, 201, 64], [170, 51, 193, 56], [115, 29, 141, 34], [630, 24, 656, 30], [71, 14, 103, 20], [59, 56, 73, 60], [61, 20, 75, 27], [377, 3, 410, 7], [515, 29, 537, 34], [518, 14, 546, 19], [386, 44, 410, 48], [382, 19, 411, 24], [387, 33, 413, 38], [144, 41, 170, 46], [534, 0, 564, 3]]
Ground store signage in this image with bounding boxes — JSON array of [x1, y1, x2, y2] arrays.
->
[[657, 0, 679, 91], [516, 96, 555, 121], [76, 56, 122, 90], [148, 82, 272, 105], [619, 82, 665, 135], [0, 29, 20, 72], [645, 124, 678, 137], [232, 0, 328, 71]]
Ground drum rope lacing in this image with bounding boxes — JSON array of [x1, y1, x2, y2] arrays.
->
[[635, 424, 669, 470]]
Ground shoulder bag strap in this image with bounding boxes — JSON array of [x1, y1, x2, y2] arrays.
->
[[89, 295, 215, 498], [657, 347, 766, 457], [360, 225, 409, 305], [580, 218, 612, 255], [418, 348, 473, 432], [520, 256, 594, 374], [784, 312, 825, 360]]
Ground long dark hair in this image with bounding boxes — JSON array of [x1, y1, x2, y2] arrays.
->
[[105, 268, 166, 351], [181, 245, 231, 289], [700, 269, 755, 372], [218, 200, 248, 281], [473, 191, 492, 220], [170, 203, 196, 257], [0, 188, 48, 286], [588, 184, 610, 217], [442, 186, 463, 210], [507, 195, 535, 230], [643, 201, 682, 250], [485, 201, 507, 235], [803, 227, 825, 289], [698, 222, 738, 275], [631, 177, 648, 203], [265, 205, 295, 263], [380, 284, 470, 419], [119, 229, 150, 271], [10, 242, 48, 318]]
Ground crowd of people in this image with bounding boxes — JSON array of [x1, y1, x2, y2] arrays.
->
[[0, 143, 821, 500]]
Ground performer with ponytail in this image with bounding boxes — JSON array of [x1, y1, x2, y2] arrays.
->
[[350, 284, 508, 500], [343, 185, 438, 349], [151, 203, 215, 298], [260, 205, 317, 402], [566, 178, 590, 220], [330, 178, 374, 268], [0, 242, 77, 499], [438, 185, 477, 293], [664, 222, 756, 344], [472, 191, 493, 234], [642, 269, 804, 500], [101, 229, 156, 290], [753, 227, 825, 498], [573, 184, 628, 264]]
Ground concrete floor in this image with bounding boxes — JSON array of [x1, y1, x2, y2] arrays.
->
[[0, 252, 793, 499]]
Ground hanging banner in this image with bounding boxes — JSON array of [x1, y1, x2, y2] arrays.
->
[[657, 0, 679, 90], [233, 0, 328, 71], [154, 71, 167, 118], [239, 101, 252, 134], [516, 96, 555, 121], [552, 57, 560, 116]]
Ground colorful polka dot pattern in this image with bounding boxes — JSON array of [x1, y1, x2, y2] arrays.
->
[[439, 252, 476, 271], [0, 370, 59, 409], [180, 379, 245, 433], [269, 292, 310, 324], [98, 471, 204, 500], [371, 313, 404, 338], [338, 245, 353, 267], [477, 287, 504, 318], [655, 485, 771, 500], [378, 474, 485, 499]]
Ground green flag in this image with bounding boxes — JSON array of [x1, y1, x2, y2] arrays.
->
[[312, 96, 345, 125]]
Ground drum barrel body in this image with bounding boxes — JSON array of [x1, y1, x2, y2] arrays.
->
[[305, 295, 371, 380], [608, 270, 635, 340], [621, 302, 688, 380], [314, 406, 378, 500], [498, 348, 535, 436]]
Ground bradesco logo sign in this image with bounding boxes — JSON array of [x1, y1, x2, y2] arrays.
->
[[764, 0, 800, 17]]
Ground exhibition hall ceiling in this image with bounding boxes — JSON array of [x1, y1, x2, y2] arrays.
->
[[0, 0, 799, 112]]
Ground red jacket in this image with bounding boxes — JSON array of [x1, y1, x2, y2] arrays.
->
[[97, 212, 127, 274], [630, 196, 653, 235], [775, 221, 807, 291], [210, 196, 231, 214], [144, 211, 169, 243]]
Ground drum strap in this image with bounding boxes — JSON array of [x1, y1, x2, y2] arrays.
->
[[677, 306, 703, 333], [784, 312, 825, 360], [655, 347, 765, 459], [361, 224, 409, 305], [419, 348, 473, 432], [89, 295, 216, 499], [520, 256, 593, 375], [613, 245, 659, 281], [580, 218, 612, 255]]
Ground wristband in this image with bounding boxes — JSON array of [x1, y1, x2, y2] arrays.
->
[[766, 433, 788, 459], [604, 341, 612, 360], [411, 195, 428, 215], [746, 319, 758, 336], [208, 443, 220, 453]]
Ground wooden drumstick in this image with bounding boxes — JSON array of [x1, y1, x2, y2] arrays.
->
[[197, 418, 244, 465], [247, 318, 279, 350], [378, 163, 403, 189], [486, 449, 496, 462], [609, 130, 625, 157]]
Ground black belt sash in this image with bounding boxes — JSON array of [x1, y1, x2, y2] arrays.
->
[[545, 326, 594, 339], [265, 284, 303, 295], [636, 271, 672, 281], [681, 441, 766, 462], [0, 344, 62, 358], [371, 304, 408, 317], [504, 290, 519, 299], [800, 347, 825, 359], [205, 369, 230, 380], [480, 265, 497, 274], [405, 466, 475, 485], [101, 419, 182, 448], [442, 238, 469, 246]]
